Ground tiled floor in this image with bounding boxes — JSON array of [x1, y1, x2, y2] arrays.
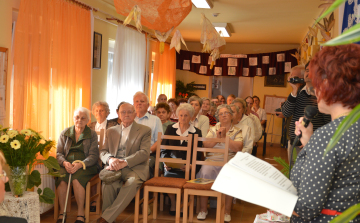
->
[[41, 143, 288, 223]]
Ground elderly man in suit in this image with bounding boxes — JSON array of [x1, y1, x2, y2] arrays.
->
[[97, 103, 151, 223]]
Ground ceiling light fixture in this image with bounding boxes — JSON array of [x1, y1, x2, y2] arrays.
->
[[191, 0, 213, 9], [212, 23, 231, 37]]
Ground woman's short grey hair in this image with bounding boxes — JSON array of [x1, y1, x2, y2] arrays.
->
[[188, 96, 203, 107], [176, 103, 195, 118], [215, 104, 234, 119], [229, 104, 239, 113], [74, 107, 90, 120], [133, 91, 150, 104], [232, 97, 247, 109], [201, 97, 210, 104], [92, 101, 110, 117]]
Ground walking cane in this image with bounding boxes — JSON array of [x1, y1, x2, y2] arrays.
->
[[63, 160, 86, 223]]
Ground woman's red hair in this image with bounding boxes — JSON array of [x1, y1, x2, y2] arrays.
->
[[309, 44, 360, 109]]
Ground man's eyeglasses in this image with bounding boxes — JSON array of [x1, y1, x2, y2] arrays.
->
[[120, 110, 135, 115], [0, 170, 8, 182]]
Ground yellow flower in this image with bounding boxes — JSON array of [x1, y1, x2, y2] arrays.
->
[[39, 139, 46, 144], [0, 135, 9, 143], [10, 140, 21, 150], [7, 130, 18, 138], [20, 129, 32, 136], [42, 151, 50, 160]]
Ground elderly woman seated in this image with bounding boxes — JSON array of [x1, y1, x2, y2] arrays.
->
[[188, 96, 210, 137], [160, 103, 203, 216], [56, 107, 99, 223], [88, 101, 117, 142], [196, 104, 243, 222], [155, 102, 175, 133]]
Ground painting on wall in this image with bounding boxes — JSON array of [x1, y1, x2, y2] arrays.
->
[[264, 74, 287, 87], [93, 32, 102, 69]]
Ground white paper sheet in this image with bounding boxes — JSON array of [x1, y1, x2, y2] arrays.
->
[[228, 67, 236, 75], [199, 65, 207, 74], [214, 67, 222, 76], [212, 152, 298, 217], [284, 62, 292, 73], [183, 60, 190, 70], [249, 57, 258, 66], [243, 68, 249, 76], [262, 56, 269, 64], [228, 58, 238, 67], [192, 55, 201, 64], [277, 53, 285, 62], [256, 68, 262, 76]]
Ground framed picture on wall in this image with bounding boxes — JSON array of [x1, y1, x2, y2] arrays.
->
[[264, 74, 287, 87], [93, 32, 102, 69]]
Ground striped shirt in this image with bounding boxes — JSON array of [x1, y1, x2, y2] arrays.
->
[[281, 87, 331, 144]]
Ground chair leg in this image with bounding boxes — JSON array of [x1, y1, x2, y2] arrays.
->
[[143, 187, 149, 223], [54, 187, 59, 220], [159, 192, 164, 211], [175, 189, 181, 223], [189, 195, 194, 223], [96, 180, 101, 215], [85, 182, 90, 223], [215, 194, 221, 223], [134, 188, 140, 223], [182, 189, 189, 223], [153, 192, 158, 220], [220, 194, 225, 223]]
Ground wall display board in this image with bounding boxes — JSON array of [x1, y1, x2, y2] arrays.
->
[[263, 95, 287, 115], [176, 48, 297, 77]]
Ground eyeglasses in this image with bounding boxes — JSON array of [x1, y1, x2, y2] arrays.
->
[[218, 111, 230, 116], [0, 170, 8, 182], [120, 110, 135, 115]]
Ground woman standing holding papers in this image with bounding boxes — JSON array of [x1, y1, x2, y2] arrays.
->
[[290, 44, 360, 222]]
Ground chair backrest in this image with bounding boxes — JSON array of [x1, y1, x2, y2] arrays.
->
[[154, 132, 193, 180], [190, 135, 230, 180], [96, 129, 105, 150]]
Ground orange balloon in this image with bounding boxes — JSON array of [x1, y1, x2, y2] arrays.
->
[[114, 0, 192, 33]]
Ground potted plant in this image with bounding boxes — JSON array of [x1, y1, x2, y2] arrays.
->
[[0, 127, 62, 204], [176, 80, 197, 99]]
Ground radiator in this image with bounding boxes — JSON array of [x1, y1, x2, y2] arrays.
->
[[33, 164, 55, 214]]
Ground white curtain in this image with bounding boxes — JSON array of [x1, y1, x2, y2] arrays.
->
[[106, 25, 146, 119]]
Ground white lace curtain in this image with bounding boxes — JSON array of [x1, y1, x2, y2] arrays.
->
[[106, 25, 146, 118]]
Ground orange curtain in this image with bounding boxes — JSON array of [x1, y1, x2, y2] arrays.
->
[[13, 0, 91, 141], [148, 42, 176, 106]]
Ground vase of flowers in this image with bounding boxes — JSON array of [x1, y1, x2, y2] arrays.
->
[[0, 127, 62, 202], [8, 166, 28, 197]]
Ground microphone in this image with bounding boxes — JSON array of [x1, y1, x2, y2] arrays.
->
[[289, 105, 318, 177]]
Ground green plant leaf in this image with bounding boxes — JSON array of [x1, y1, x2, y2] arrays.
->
[[39, 187, 55, 204], [47, 170, 65, 178], [323, 23, 360, 46], [41, 156, 61, 170], [330, 203, 360, 223], [273, 157, 290, 178], [27, 170, 41, 189], [37, 188, 42, 195], [324, 104, 360, 156], [316, 0, 347, 23]]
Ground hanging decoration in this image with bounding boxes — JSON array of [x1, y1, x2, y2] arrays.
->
[[170, 30, 188, 54], [123, 5, 142, 33], [155, 27, 174, 54], [114, 0, 192, 32], [316, 12, 335, 42], [200, 13, 226, 69]]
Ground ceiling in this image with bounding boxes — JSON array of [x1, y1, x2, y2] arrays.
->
[[102, 0, 323, 44]]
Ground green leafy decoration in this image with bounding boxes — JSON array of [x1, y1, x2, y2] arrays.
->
[[27, 170, 41, 189], [273, 157, 290, 178], [324, 104, 360, 156], [323, 23, 360, 46], [176, 80, 197, 98], [316, 0, 347, 23], [37, 156, 61, 170], [330, 203, 360, 223], [38, 187, 55, 204]]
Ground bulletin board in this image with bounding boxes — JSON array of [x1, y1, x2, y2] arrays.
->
[[263, 95, 287, 114]]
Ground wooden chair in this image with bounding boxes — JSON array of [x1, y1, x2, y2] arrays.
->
[[54, 175, 101, 223], [182, 135, 230, 223], [142, 132, 193, 223], [54, 129, 104, 223]]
